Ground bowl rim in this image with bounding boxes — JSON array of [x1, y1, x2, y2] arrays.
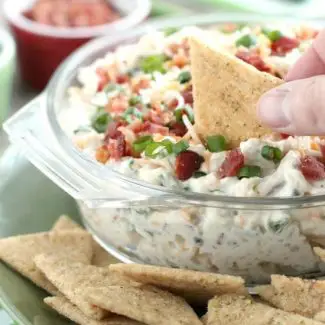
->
[[3, 0, 152, 39], [44, 12, 325, 208]]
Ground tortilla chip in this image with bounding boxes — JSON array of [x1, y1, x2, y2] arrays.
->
[[52, 215, 83, 232], [190, 36, 283, 147], [255, 274, 325, 319], [314, 247, 325, 261], [34, 254, 139, 320], [201, 314, 208, 325], [0, 231, 93, 294], [207, 294, 323, 325], [88, 285, 202, 325], [52, 215, 115, 266], [44, 296, 144, 325], [109, 263, 246, 305]]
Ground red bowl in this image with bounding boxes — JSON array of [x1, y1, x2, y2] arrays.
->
[[4, 0, 151, 90]]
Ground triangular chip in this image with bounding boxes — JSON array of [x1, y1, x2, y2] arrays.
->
[[207, 294, 324, 325], [255, 274, 325, 319], [34, 254, 139, 320], [52, 215, 83, 232], [314, 247, 325, 262], [88, 285, 202, 325], [109, 263, 246, 305], [0, 230, 93, 294], [52, 215, 116, 266], [44, 296, 144, 325], [190, 36, 284, 147]]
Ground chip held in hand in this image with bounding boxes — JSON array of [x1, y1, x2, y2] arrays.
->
[[190, 36, 284, 148]]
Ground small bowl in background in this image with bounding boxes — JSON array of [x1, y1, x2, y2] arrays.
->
[[0, 28, 15, 125], [3, 0, 151, 91]]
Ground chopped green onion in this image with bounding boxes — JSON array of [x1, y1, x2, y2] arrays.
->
[[261, 145, 283, 162], [268, 218, 289, 233], [178, 71, 191, 84], [193, 171, 207, 178], [122, 107, 143, 123], [237, 165, 262, 179], [173, 140, 189, 155], [140, 55, 168, 74], [129, 96, 142, 106], [262, 29, 283, 42], [91, 109, 112, 133], [73, 125, 91, 134], [164, 27, 179, 36], [206, 135, 227, 153], [103, 83, 118, 93], [144, 142, 164, 158], [174, 109, 183, 122], [184, 105, 194, 123], [132, 136, 153, 153], [235, 34, 257, 48]]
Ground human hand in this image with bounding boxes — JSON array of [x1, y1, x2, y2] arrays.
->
[[257, 30, 325, 135]]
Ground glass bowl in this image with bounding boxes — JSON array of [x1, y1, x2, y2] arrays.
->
[[4, 13, 325, 284], [3, 0, 151, 90]]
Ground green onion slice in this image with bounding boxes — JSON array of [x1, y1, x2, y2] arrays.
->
[[237, 165, 262, 179], [206, 135, 227, 153], [173, 140, 189, 155], [91, 108, 112, 133], [140, 55, 168, 74], [178, 71, 191, 84], [164, 27, 179, 36], [235, 34, 257, 48], [262, 29, 283, 42], [193, 171, 207, 178], [129, 96, 142, 106], [132, 136, 153, 153], [261, 145, 283, 161]]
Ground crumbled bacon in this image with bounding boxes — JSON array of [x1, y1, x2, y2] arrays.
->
[[131, 120, 168, 135], [96, 67, 110, 91], [132, 79, 150, 94], [181, 85, 193, 105], [116, 74, 129, 84], [107, 95, 129, 113], [236, 51, 271, 73], [280, 133, 290, 139], [271, 36, 300, 56], [218, 149, 245, 179], [320, 144, 325, 160], [300, 156, 325, 181], [175, 150, 204, 181], [104, 121, 124, 141], [172, 53, 189, 68], [169, 122, 187, 137], [167, 98, 179, 110], [108, 133, 126, 160], [95, 145, 110, 164], [149, 110, 165, 125]]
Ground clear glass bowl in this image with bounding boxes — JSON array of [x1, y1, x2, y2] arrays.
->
[[4, 13, 325, 284]]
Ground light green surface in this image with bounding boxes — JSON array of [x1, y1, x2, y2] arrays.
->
[[0, 147, 80, 325]]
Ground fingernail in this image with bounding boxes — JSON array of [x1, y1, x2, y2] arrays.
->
[[257, 88, 291, 128]]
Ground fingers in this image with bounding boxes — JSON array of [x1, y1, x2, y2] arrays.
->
[[286, 29, 325, 81], [257, 75, 325, 135]]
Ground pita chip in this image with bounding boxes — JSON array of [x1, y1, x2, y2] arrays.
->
[[0, 230, 93, 294], [109, 263, 246, 305], [52, 215, 116, 266], [190, 36, 283, 147], [255, 274, 325, 320], [44, 296, 144, 325], [88, 285, 202, 325], [207, 294, 324, 325], [34, 254, 139, 320]]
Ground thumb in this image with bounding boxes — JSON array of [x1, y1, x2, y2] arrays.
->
[[257, 75, 325, 135]]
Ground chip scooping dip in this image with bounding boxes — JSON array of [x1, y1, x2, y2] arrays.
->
[[190, 35, 284, 147]]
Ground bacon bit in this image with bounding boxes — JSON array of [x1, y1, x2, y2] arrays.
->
[[181, 85, 193, 105], [172, 53, 189, 68], [218, 148, 245, 179], [149, 110, 165, 125], [236, 51, 271, 73], [104, 121, 124, 141], [300, 156, 325, 181], [107, 95, 129, 113], [311, 142, 319, 151], [280, 133, 290, 139], [169, 121, 187, 137], [116, 74, 129, 84], [131, 120, 168, 135], [167, 98, 179, 110], [271, 36, 300, 56], [132, 79, 150, 94], [296, 27, 318, 41], [319, 144, 325, 162], [96, 67, 110, 91], [108, 133, 126, 160], [95, 145, 110, 164], [175, 150, 204, 181], [147, 123, 169, 135]]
